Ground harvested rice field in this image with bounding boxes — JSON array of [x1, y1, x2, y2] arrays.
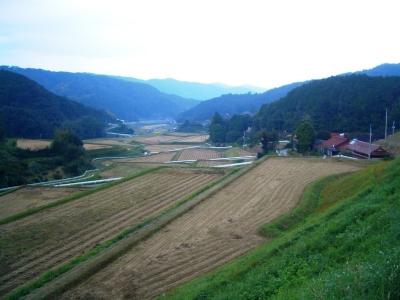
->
[[61, 158, 360, 299], [0, 186, 88, 220], [0, 167, 223, 296]]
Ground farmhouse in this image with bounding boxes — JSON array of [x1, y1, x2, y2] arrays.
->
[[322, 133, 349, 156], [346, 139, 389, 159]]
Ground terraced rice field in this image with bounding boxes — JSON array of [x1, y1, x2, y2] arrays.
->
[[0, 187, 88, 220], [0, 168, 222, 296], [178, 149, 222, 160], [17, 138, 112, 151], [145, 144, 193, 153], [118, 152, 177, 163], [133, 134, 209, 145], [83, 143, 112, 150], [196, 160, 233, 167], [16, 139, 51, 150], [82, 138, 131, 146], [61, 158, 360, 299]]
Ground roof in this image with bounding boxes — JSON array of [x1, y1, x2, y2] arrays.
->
[[346, 139, 387, 156], [322, 134, 349, 149]]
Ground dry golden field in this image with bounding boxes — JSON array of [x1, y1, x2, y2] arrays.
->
[[61, 158, 360, 299], [0, 168, 222, 296]]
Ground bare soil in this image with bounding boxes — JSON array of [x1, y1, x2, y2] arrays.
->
[[61, 158, 360, 299]]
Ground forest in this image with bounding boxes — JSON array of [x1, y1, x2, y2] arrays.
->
[[0, 70, 113, 139]]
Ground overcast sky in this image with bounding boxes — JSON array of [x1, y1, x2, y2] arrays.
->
[[1, 0, 400, 88]]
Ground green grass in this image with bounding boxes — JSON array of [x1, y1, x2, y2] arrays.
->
[[160, 159, 400, 300], [0, 166, 164, 225], [86, 145, 144, 159], [4, 168, 240, 300]]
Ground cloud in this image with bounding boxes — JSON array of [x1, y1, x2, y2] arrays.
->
[[1, 0, 400, 87]]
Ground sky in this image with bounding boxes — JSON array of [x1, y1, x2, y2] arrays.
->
[[1, 0, 400, 89]]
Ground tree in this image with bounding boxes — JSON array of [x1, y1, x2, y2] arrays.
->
[[259, 130, 278, 154], [209, 113, 226, 143], [51, 129, 85, 160], [295, 118, 316, 153]]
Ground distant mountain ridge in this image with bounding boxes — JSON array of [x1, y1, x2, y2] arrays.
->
[[177, 81, 304, 122], [0, 66, 199, 121], [177, 63, 400, 122], [356, 63, 400, 77], [116, 76, 265, 100], [0, 70, 113, 138]]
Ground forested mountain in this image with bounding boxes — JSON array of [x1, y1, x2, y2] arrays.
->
[[177, 63, 400, 123], [116, 76, 265, 100], [1, 66, 198, 121], [255, 75, 400, 137], [177, 82, 304, 122], [357, 63, 400, 77], [0, 70, 113, 139]]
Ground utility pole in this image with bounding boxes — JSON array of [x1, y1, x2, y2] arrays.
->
[[392, 121, 396, 136], [368, 124, 372, 160], [385, 108, 388, 140]]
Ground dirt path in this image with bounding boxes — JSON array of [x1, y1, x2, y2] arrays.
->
[[0, 168, 221, 296], [61, 158, 360, 299]]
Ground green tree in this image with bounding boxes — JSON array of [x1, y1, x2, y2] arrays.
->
[[296, 118, 316, 153], [209, 113, 226, 143], [259, 130, 278, 154], [51, 129, 85, 160]]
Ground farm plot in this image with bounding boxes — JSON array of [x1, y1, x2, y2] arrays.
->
[[145, 144, 192, 153], [83, 143, 112, 150], [132, 134, 209, 145], [62, 158, 360, 299], [0, 168, 222, 296], [196, 160, 233, 167], [178, 149, 222, 160], [16, 139, 51, 150], [98, 162, 150, 178], [82, 138, 132, 147], [0, 186, 88, 220], [117, 152, 177, 163]]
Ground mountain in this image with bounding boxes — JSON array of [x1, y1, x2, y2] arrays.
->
[[0, 70, 113, 139], [178, 82, 304, 122], [116, 76, 265, 100], [255, 75, 400, 137], [357, 63, 400, 77], [1, 67, 199, 121]]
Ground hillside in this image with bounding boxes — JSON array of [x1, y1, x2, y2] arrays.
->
[[116, 76, 265, 100], [177, 63, 400, 123], [357, 63, 400, 77], [256, 75, 400, 136], [163, 158, 400, 299], [178, 82, 304, 122], [1, 67, 198, 121], [0, 70, 113, 139]]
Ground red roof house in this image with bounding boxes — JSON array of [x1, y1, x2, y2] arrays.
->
[[322, 133, 349, 155], [346, 139, 389, 158]]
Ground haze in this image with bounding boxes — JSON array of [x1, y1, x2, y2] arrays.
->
[[1, 0, 400, 88]]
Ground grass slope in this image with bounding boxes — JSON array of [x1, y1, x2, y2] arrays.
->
[[161, 159, 400, 300]]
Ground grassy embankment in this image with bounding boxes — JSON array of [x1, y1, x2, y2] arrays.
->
[[161, 158, 400, 300]]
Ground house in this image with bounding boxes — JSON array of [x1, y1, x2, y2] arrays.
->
[[346, 139, 389, 159], [322, 133, 349, 156]]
